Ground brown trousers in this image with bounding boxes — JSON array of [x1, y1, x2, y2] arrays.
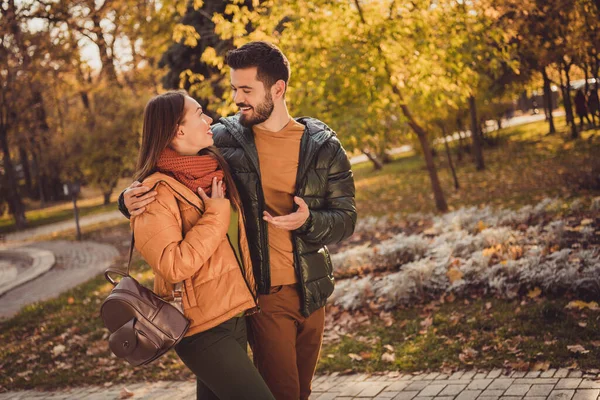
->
[[247, 284, 325, 400]]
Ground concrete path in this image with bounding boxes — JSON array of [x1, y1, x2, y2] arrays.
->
[[0, 247, 55, 296], [0, 368, 597, 399], [0, 240, 119, 319], [1, 210, 124, 244]]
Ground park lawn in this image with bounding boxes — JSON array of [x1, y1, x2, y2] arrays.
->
[[354, 116, 599, 216], [2, 262, 599, 391], [1, 117, 600, 390]]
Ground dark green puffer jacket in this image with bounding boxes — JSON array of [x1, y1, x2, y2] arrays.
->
[[119, 115, 357, 316], [213, 115, 357, 316]]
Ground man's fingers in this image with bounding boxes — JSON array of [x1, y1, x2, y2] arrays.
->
[[130, 197, 155, 209], [130, 181, 142, 188], [294, 196, 308, 208], [125, 186, 153, 197], [130, 207, 145, 216]]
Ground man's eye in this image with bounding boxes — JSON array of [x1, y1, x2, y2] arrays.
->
[[243, 91, 251, 94]]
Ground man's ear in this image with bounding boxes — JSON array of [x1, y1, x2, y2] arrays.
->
[[272, 80, 287, 99]]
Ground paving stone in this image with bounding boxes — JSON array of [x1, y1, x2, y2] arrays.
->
[[385, 382, 410, 392], [450, 372, 465, 380], [526, 385, 554, 397], [375, 392, 400, 399], [439, 385, 468, 396], [358, 383, 389, 397], [425, 373, 442, 380], [478, 397, 501, 400], [467, 380, 492, 390], [499, 397, 524, 400], [314, 393, 337, 400], [504, 385, 532, 396], [435, 397, 455, 400], [572, 389, 600, 400], [578, 380, 600, 389], [339, 382, 373, 397], [516, 379, 559, 385], [461, 372, 477, 381], [541, 370, 558, 378], [419, 385, 447, 397], [392, 393, 418, 400], [487, 370, 504, 379], [569, 372, 583, 378], [455, 391, 482, 400], [480, 390, 507, 397], [475, 374, 490, 380], [406, 382, 435, 391], [556, 379, 582, 389], [525, 372, 542, 379], [523, 397, 547, 400], [489, 380, 515, 390], [555, 370, 571, 378], [512, 372, 527, 378], [436, 375, 450, 381], [548, 390, 575, 400]]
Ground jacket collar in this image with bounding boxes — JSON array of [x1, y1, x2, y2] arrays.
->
[[218, 114, 335, 182], [142, 172, 205, 212]]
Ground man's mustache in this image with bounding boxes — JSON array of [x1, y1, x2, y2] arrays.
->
[[237, 103, 252, 108]]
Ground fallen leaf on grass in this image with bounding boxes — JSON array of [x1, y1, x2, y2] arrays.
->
[[420, 316, 433, 329], [527, 287, 542, 299], [578, 322, 588, 328], [532, 361, 550, 371], [52, 344, 66, 357], [348, 353, 363, 361], [565, 301, 600, 311], [567, 345, 590, 354], [447, 268, 463, 283], [384, 344, 395, 352], [381, 353, 396, 363], [119, 387, 134, 399]]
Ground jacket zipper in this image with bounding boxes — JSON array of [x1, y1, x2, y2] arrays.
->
[[144, 180, 258, 309], [226, 233, 259, 307]]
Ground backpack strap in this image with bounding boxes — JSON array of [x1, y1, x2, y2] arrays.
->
[[105, 233, 135, 286]]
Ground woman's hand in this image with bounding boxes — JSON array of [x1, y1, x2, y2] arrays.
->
[[197, 177, 225, 200]]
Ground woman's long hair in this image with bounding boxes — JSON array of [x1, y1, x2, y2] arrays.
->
[[134, 90, 242, 211]]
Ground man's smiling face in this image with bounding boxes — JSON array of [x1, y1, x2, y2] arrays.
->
[[230, 67, 275, 128]]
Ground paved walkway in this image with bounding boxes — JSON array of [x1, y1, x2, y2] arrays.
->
[[0, 368, 598, 399], [0, 240, 119, 319], [1, 210, 123, 244]]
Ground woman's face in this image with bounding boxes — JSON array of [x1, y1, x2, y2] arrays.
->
[[171, 96, 214, 155]]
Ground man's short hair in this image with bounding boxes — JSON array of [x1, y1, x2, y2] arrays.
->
[[225, 41, 291, 90]]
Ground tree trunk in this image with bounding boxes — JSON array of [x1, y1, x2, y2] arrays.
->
[[103, 191, 112, 205], [442, 126, 460, 190], [18, 143, 32, 195], [362, 149, 383, 170], [469, 95, 485, 170], [353, 0, 447, 211], [416, 131, 448, 212], [542, 67, 556, 134], [0, 129, 27, 229], [562, 62, 578, 139]]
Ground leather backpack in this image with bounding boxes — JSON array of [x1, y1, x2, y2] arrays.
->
[[100, 236, 190, 366]]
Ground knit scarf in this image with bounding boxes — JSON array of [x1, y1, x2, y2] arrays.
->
[[156, 147, 226, 196]]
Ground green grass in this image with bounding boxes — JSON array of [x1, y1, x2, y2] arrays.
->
[[318, 297, 600, 374], [354, 116, 600, 216]]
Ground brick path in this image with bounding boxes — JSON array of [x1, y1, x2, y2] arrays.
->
[[1, 368, 598, 400]]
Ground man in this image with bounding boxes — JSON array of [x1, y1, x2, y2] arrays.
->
[[120, 41, 356, 400]]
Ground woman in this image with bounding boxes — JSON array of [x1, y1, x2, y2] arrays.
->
[[131, 90, 274, 400]]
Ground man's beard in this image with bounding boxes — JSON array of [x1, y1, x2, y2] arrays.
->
[[239, 92, 274, 128]]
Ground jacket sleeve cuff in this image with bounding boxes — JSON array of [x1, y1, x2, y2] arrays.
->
[[118, 191, 131, 219], [295, 211, 313, 235]]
